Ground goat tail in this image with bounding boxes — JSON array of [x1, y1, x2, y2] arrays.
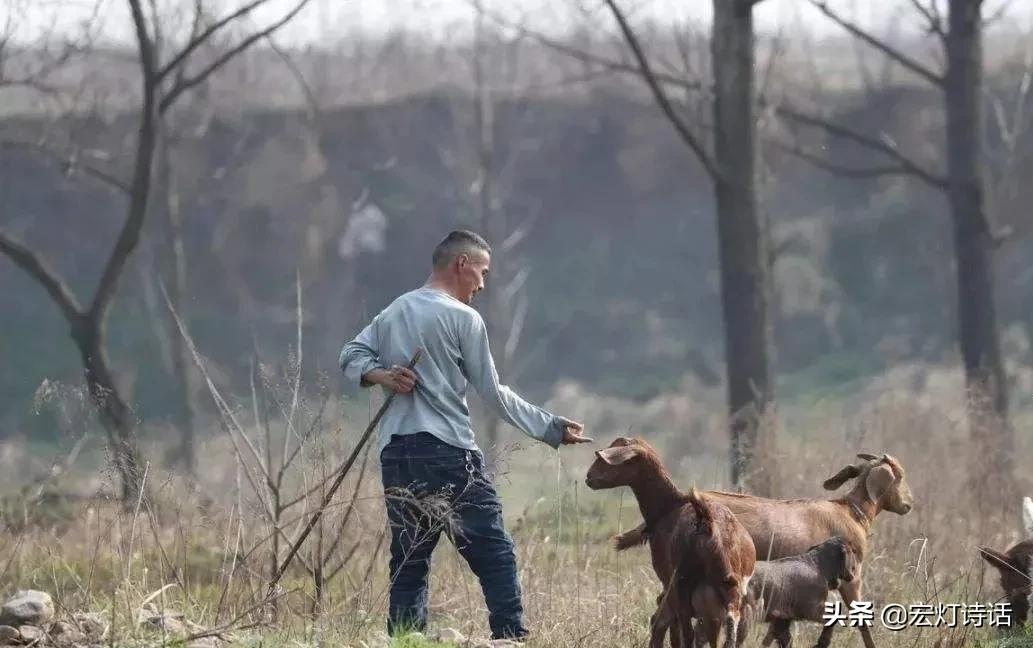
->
[[688, 486, 715, 532]]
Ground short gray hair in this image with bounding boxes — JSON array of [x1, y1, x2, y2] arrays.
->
[[432, 230, 491, 269]]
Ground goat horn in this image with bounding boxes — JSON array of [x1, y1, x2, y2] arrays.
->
[[856, 453, 878, 461]]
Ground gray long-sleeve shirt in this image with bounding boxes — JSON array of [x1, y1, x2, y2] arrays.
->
[[339, 286, 565, 454]]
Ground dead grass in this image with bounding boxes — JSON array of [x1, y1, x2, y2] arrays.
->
[[0, 362, 1030, 647]]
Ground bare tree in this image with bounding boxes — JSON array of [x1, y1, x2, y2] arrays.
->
[[802, 0, 1014, 495], [592, 0, 777, 495], [467, 4, 539, 465], [0, 0, 314, 503]]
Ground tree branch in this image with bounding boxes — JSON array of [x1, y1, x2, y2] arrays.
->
[[476, 2, 939, 190], [0, 230, 84, 325], [472, 2, 704, 93], [805, 0, 944, 87], [602, 0, 716, 179], [0, 140, 130, 194], [128, 0, 158, 83], [768, 137, 939, 182], [266, 36, 319, 121], [159, 0, 313, 113], [772, 102, 948, 190], [906, 0, 947, 42], [90, 0, 159, 319], [156, 0, 273, 82], [0, 78, 64, 98]]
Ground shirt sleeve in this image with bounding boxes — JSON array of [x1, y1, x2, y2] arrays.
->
[[458, 310, 565, 449], [339, 314, 384, 395]]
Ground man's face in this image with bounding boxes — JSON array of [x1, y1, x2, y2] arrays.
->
[[454, 249, 490, 304]]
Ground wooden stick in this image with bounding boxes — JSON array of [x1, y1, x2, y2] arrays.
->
[[267, 348, 423, 593]]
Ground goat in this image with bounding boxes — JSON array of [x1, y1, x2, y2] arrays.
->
[[734, 536, 859, 648], [614, 452, 914, 648], [585, 437, 755, 648], [978, 496, 1033, 629]]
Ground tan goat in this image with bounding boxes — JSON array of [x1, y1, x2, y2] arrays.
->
[[615, 453, 914, 648]]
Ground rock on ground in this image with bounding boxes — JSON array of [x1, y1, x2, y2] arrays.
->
[[0, 591, 55, 627], [359, 630, 391, 648], [0, 625, 18, 643], [429, 627, 467, 644], [49, 620, 84, 646], [17, 624, 44, 643], [138, 605, 205, 638], [71, 613, 108, 641]]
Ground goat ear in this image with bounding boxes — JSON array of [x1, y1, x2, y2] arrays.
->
[[823, 464, 862, 490], [979, 546, 1015, 572], [596, 445, 639, 466], [856, 453, 879, 462], [865, 464, 894, 503], [1022, 497, 1033, 537]]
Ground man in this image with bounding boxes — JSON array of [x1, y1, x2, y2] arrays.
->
[[339, 230, 590, 641]]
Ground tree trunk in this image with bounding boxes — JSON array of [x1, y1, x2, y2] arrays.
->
[[473, 4, 504, 467], [945, 0, 1012, 492], [711, 0, 774, 495], [72, 317, 145, 502], [156, 127, 198, 476], [86, 15, 159, 503]]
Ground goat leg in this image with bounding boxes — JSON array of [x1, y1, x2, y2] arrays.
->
[[813, 624, 834, 648], [675, 609, 694, 648], [722, 614, 738, 648], [648, 604, 670, 648], [771, 619, 792, 648], [650, 585, 677, 648], [842, 580, 876, 648], [819, 579, 875, 648]]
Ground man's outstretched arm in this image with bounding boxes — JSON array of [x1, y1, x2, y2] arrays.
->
[[459, 312, 590, 447]]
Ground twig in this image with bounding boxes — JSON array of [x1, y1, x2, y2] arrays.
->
[[805, 0, 944, 87], [267, 349, 424, 592], [601, 0, 716, 179]]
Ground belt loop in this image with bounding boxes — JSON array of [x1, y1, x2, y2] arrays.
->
[[465, 450, 475, 475]]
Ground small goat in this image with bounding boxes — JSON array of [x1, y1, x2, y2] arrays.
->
[[978, 496, 1033, 628], [614, 453, 914, 648], [735, 536, 859, 648], [585, 437, 755, 648]]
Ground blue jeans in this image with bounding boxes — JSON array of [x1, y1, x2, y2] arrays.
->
[[380, 432, 527, 640]]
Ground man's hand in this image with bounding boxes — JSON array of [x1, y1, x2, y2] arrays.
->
[[558, 417, 592, 445], [364, 366, 418, 394]]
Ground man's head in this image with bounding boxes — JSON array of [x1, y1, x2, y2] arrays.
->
[[431, 230, 491, 304]]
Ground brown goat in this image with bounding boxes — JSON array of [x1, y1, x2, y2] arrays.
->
[[978, 496, 1033, 629], [585, 437, 755, 648], [615, 453, 914, 648]]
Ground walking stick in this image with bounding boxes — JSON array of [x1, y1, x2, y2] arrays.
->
[[267, 348, 423, 594]]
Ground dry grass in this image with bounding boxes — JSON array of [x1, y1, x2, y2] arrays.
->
[[1, 362, 1031, 647]]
